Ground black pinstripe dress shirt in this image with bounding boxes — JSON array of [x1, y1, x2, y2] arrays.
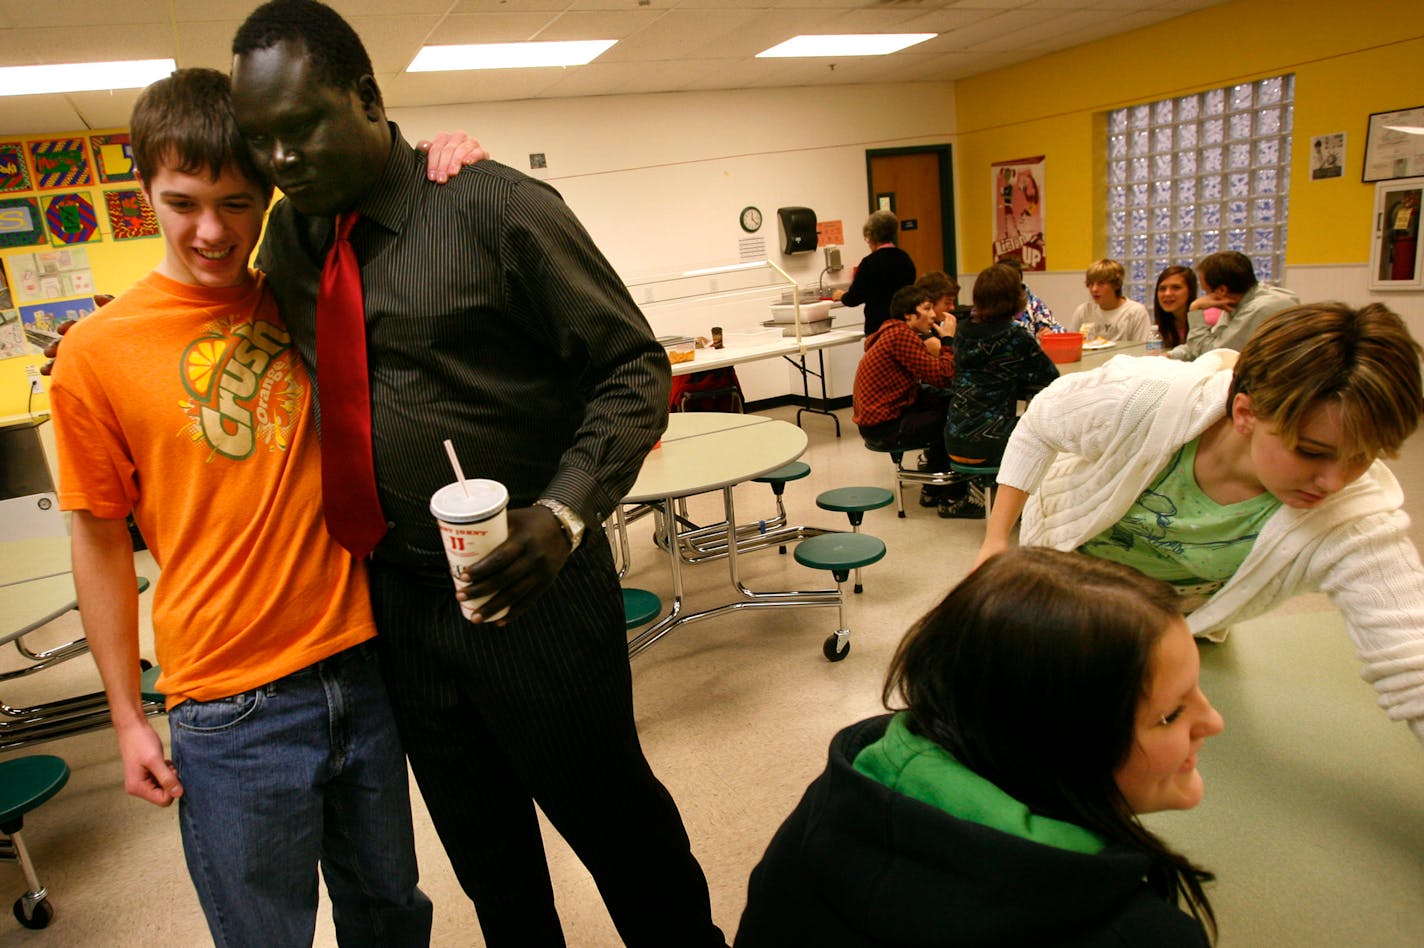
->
[[257, 124, 670, 581]]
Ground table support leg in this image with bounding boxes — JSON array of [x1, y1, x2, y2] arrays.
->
[[626, 487, 842, 660], [791, 350, 841, 437]]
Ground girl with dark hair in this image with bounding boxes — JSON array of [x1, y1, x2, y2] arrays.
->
[[934, 264, 1059, 518], [736, 548, 1222, 946], [1154, 265, 1199, 349]]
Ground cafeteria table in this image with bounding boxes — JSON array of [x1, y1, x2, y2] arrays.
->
[[1, 536, 161, 751], [623, 412, 840, 658]]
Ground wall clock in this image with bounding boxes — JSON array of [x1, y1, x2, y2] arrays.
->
[[739, 205, 763, 233]]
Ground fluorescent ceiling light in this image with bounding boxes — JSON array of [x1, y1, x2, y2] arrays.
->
[[0, 59, 176, 97], [408, 40, 616, 72], [756, 34, 936, 58]]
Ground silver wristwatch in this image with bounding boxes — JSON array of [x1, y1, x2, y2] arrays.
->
[[534, 498, 585, 552]]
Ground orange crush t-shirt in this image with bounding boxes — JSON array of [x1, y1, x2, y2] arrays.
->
[[50, 270, 375, 707]]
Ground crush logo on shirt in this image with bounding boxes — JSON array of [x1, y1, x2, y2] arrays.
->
[[178, 318, 304, 461]]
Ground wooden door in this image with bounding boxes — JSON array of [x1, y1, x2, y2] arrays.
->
[[867, 149, 951, 275]]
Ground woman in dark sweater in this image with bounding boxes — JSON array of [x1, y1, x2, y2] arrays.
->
[[833, 209, 917, 335], [737, 548, 1222, 947]]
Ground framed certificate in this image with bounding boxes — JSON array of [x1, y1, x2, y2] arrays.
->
[[1362, 106, 1424, 182]]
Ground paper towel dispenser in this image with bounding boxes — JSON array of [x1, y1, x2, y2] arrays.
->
[[777, 206, 818, 254]]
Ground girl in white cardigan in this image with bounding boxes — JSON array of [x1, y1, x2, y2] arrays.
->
[[978, 303, 1424, 745]]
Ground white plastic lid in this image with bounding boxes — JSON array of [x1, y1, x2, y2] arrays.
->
[[429, 479, 508, 524]]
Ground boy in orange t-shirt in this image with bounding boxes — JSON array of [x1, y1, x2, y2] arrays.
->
[[49, 69, 431, 944]]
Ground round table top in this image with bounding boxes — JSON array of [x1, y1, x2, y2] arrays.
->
[[626, 413, 808, 503]]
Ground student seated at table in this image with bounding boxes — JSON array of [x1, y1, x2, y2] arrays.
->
[[913, 270, 964, 342], [978, 303, 1424, 746], [736, 548, 1222, 946], [937, 263, 1060, 519], [853, 286, 957, 505], [1167, 251, 1299, 362], [1154, 265, 1199, 350], [1002, 256, 1064, 336], [1069, 258, 1150, 343]]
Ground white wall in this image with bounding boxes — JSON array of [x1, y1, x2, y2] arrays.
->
[[392, 82, 955, 400]]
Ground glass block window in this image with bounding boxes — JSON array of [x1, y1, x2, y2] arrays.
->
[[1106, 75, 1293, 303]]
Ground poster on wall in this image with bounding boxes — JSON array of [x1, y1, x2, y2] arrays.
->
[[28, 138, 93, 190], [991, 155, 1046, 271], [19, 297, 96, 352], [0, 142, 31, 193], [6, 248, 95, 303], [0, 197, 47, 249], [90, 133, 136, 183], [1311, 133, 1345, 180], [105, 188, 159, 240], [0, 263, 20, 360], [43, 192, 100, 245]]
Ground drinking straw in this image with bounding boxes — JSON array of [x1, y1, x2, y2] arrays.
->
[[443, 439, 470, 498]]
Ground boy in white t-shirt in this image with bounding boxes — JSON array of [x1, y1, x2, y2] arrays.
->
[[1069, 258, 1150, 343]]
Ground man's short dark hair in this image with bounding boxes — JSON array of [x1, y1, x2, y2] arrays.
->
[[130, 67, 271, 199], [1196, 251, 1258, 294], [889, 285, 932, 320], [233, 0, 376, 95]]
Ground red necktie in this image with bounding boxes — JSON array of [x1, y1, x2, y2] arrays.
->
[[316, 211, 387, 558]]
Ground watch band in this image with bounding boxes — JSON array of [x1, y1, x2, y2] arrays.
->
[[534, 498, 585, 552]]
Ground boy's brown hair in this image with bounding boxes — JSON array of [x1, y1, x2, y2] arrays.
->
[[131, 67, 272, 200], [1230, 302, 1424, 459]]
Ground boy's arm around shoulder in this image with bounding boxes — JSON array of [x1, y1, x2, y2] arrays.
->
[[71, 512, 183, 806]]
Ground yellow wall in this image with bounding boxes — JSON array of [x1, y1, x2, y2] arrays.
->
[[1, 128, 165, 418], [1, 127, 164, 293], [955, 0, 1424, 271]]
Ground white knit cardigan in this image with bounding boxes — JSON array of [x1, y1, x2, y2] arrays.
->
[[998, 351, 1424, 744]]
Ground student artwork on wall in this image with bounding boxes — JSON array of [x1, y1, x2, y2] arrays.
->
[[6, 248, 95, 303], [105, 188, 159, 240], [28, 138, 93, 190], [0, 264, 18, 360], [0, 142, 31, 193], [19, 297, 96, 353], [90, 133, 136, 183], [992, 155, 1046, 271], [0, 309, 24, 360], [43, 192, 100, 245], [0, 197, 47, 249]]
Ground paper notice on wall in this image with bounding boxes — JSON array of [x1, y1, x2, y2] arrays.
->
[[817, 219, 844, 246]]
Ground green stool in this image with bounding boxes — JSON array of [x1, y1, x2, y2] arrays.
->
[[948, 461, 1000, 522], [815, 486, 894, 593], [753, 461, 812, 553], [622, 588, 662, 630], [140, 663, 165, 704], [794, 532, 887, 661], [0, 755, 69, 929]]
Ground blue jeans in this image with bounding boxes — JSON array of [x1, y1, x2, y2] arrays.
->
[[169, 640, 432, 947]]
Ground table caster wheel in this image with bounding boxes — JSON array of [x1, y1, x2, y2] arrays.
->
[[823, 634, 850, 662], [14, 896, 55, 930]]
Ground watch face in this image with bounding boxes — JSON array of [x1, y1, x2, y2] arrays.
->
[[740, 206, 763, 233]]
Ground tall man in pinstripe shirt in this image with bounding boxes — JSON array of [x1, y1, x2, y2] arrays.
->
[[230, 2, 725, 945]]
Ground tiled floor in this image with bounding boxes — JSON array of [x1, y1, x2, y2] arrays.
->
[[4, 401, 1423, 946]]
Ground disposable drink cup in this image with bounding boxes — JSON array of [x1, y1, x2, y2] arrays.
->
[[430, 479, 509, 622]]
